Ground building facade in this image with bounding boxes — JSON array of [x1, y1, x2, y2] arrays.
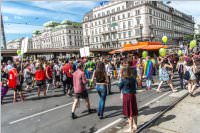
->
[[32, 20, 83, 49], [7, 37, 32, 50], [83, 1, 194, 48], [195, 24, 200, 34]]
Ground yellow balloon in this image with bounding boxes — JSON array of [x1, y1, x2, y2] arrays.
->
[[159, 48, 166, 57], [162, 36, 168, 43], [178, 50, 182, 56]]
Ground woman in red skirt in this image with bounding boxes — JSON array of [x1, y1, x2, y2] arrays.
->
[[119, 60, 138, 133]]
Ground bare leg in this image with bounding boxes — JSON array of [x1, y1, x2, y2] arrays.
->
[[85, 98, 91, 110], [133, 116, 138, 131], [43, 87, 46, 96], [13, 90, 17, 103], [124, 117, 133, 132], [72, 98, 79, 113], [191, 81, 197, 94], [156, 81, 163, 92], [19, 91, 25, 101], [37, 87, 40, 97], [188, 82, 192, 93]]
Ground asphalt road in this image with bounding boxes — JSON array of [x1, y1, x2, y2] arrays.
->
[[2, 76, 181, 133]]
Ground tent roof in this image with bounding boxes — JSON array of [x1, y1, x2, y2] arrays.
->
[[109, 42, 168, 54]]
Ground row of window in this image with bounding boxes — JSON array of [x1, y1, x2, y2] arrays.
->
[[92, 1, 148, 19], [33, 41, 82, 49], [87, 30, 141, 43]]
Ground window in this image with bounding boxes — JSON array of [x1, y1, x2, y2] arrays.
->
[[128, 21, 131, 26], [107, 17, 110, 23], [96, 37, 98, 42], [128, 13, 130, 17], [117, 7, 120, 11], [69, 30, 71, 33], [118, 33, 121, 39], [128, 31, 131, 37], [118, 15, 120, 20], [122, 6, 125, 10], [136, 17, 141, 25], [123, 22, 126, 29], [107, 10, 110, 14], [103, 19, 106, 24], [123, 14, 125, 19], [112, 9, 115, 13], [113, 34, 116, 39], [136, 10, 140, 15], [112, 16, 115, 21], [149, 8, 152, 14], [123, 32, 126, 38], [135, 29, 140, 36], [149, 16, 152, 24], [99, 20, 101, 25], [95, 21, 97, 26]]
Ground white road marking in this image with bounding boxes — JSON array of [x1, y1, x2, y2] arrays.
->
[[95, 91, 171, 133], [95, 118, 123, 133], [9, 102, 73, 125]]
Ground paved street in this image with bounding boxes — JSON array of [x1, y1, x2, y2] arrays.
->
[[2, 73, 183, 133], [141, 89, 200, 133]]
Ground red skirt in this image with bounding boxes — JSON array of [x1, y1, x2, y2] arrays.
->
[[123, 93, 138, 117]]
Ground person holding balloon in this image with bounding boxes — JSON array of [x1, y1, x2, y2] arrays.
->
[[156, 58, 177, 93]]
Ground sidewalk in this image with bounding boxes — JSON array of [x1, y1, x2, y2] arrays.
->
[[142, 89, 200, 133]]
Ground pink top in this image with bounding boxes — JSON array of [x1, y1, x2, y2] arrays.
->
[[73, 69, 87, 93]]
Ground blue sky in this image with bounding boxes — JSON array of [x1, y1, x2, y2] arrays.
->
[[2, 1, 200, 42]]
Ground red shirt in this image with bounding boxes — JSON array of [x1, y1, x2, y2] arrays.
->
[[73, 69, 87, 93], [45, 66, 53, 78], [8, 68, 18, 88], [62, 64, 73, 78], [35, 69, 46, 81]]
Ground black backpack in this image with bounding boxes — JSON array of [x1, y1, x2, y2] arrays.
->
[[184, 71, 190, 80]]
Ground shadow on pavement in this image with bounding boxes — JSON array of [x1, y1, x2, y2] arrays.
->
[[80, 124, 97, 133], [153, 114, 176, 126], [139, 106, 169, 116]]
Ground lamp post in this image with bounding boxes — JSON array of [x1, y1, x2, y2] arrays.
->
[[140, 24, 143, 41], [87, 36, 90, 48]]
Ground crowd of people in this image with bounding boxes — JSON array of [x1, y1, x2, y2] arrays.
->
[[1, 50, 200, 132]]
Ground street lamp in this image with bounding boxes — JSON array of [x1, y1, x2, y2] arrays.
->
[[140, 24, 143, 41], [87, 35, 90, 48], [150, 33, 154, 42]]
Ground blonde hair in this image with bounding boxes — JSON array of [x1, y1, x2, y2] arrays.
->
[[179, 56, 184, 62]]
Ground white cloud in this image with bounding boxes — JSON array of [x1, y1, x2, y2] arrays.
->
[[3, 16, 9, 21], [32, 1, 97, 11], [168, 1, 200, 24], [4, 23, 43, 34], [1, 6, 46, 16], [14, 16, 23, 20]]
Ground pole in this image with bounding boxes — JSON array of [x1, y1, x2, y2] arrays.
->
[[109, 13, 112, 48]]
